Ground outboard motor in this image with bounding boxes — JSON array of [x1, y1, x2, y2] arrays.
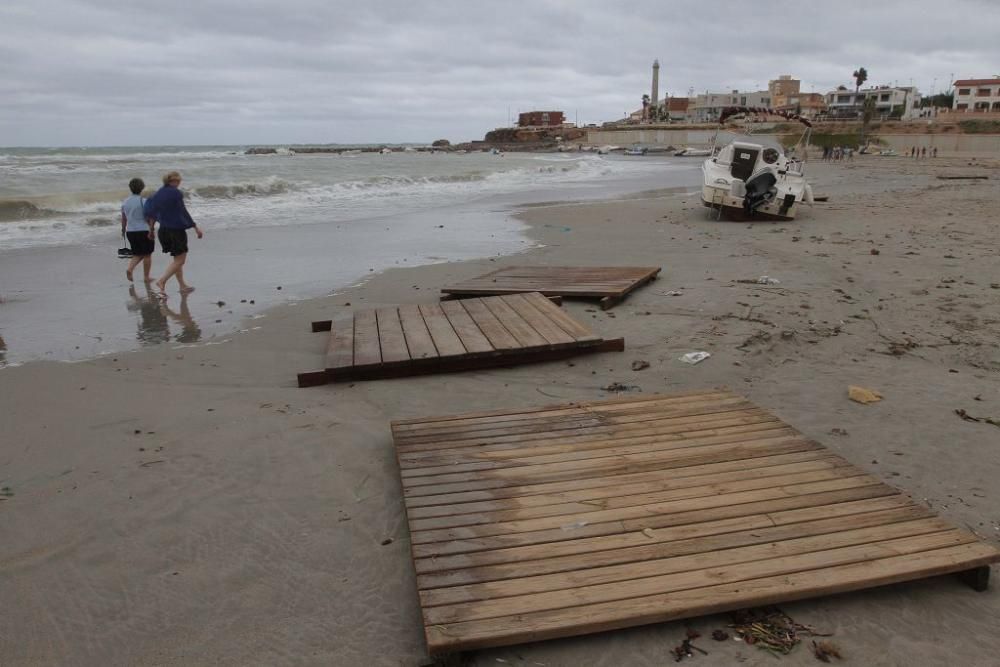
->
[[743, 171, 777, 217]]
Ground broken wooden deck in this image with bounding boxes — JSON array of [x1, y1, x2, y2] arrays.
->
[[441, 265, 661, 309], [298, 292, 623, 386], [390, 390, 1000, 655]]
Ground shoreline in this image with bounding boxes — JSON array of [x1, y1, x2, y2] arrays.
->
[[2, 156, 999, 665]]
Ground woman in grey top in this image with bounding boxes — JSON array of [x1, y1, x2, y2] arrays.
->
[[121, 177, 155, 282]]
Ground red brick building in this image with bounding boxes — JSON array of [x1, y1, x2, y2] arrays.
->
[[517, 111, 565, 127]]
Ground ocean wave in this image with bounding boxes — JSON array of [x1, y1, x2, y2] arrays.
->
[[189, 176, 293, 199], [0, 200, 63, 222]]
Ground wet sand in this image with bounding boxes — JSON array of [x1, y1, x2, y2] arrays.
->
[[1, 155, 999, 666]]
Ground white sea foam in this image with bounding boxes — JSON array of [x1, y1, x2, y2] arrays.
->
[[0, 149, 683, 249]]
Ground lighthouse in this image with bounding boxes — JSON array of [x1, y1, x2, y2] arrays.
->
[[651, 59, 660, 122]]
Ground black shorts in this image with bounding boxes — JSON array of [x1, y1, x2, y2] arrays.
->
[[126, 231, 155, 256], [158, 228, 189, 257]]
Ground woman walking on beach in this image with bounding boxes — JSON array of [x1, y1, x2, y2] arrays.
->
[[121, 177, 154, 283], [144, 171, 203, 296]]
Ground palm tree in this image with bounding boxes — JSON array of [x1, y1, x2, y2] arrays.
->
[[641, 94, 650, 120], [852, 67, 868, 92]]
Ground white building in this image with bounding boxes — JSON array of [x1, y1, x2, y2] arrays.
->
[[690, 90, 772, 123], [952, 77, 1000, 111], [824, 86, 921, 119]]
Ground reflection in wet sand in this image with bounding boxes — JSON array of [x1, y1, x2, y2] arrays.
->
[[0, 334, 7, 366], [127, 286, 201, 345]]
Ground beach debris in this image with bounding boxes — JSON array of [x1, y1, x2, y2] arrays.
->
[[671, 629, 708, 661], [664, 290, 683, 296], [730, 607, 831, 656], [601, 382, 640, 392], [631, 360, 651, 371], [380, 538, 394, 546], [711, 630, 729, 641], [276, 286, 282, 290], [848, 385, 883, 404], [955, 409, 1000, 428], [812, 640, 844, 662], [829, 427, 849, 436], [216, 300, 225, 307], [736, 276, 781, 285], [679, 351, 711, 365], [870, 249, 880, 255]]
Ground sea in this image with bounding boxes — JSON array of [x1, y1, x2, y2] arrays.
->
[[0, 145, 701, 365]]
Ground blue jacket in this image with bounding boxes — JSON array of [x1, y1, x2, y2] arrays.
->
[[144, 185, 195, 230]]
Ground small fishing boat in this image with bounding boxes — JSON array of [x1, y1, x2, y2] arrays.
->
[[701, 107, 814, 221], [674, 147, 712, 157], [624, 145, 648, 156]]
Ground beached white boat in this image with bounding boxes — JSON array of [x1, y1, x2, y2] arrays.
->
[[596, 145, 620, 155], [674, 147, 712, 157], [701, 107, 814, 221], [624, 145, 648, 156]]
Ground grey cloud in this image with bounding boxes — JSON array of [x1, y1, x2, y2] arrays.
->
[[1, 0, 998, 145]]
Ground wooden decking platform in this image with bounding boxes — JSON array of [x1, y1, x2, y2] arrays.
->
[[441, 266, 661, 309], [391, 390, 1000, 655], [298, 292, 623, 386]]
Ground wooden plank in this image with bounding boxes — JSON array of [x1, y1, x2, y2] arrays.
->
[[420, 519, 956, 609], [401, 434, 819, 488], [412, 495, 920, 572], [416, 504, 934, 588], [399, 420, 793, 471], [459, 298, 520, 350], [402, 438, 826, 497], [423, 542, 1000, 653], [481, 296, 549, 348], [500, 294, 577, 346], [400, 424, 799, 478], [407, 475, 886, 545], [376, 307, 410, 364], [397, 304, 438, 361], [352, 309, 381, 367], [522, 292, 599, 341], [405, 449, 837, 508], [439, 300, 494, 354], [325, 312, 354, 370], [417, 303, 466, 357], [407, 465, 860, 532]]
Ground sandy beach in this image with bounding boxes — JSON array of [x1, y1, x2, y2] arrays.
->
[[2, 155, 999, 666]]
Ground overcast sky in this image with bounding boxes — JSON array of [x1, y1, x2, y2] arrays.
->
[[1, 0, 997, 146]]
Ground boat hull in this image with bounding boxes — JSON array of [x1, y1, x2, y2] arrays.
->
[[701, 185, 799, 221]]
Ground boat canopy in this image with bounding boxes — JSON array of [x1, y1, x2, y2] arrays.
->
[[718, 106, 813, 128]]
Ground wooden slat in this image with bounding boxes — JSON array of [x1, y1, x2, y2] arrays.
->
[[325, 312, 354, 370], [391, 390, 1000, 655], [376, 307, 409, 363], [420, 520, 959, 611], [352, 310, 381, 366], [418, 303, 466, 357], [522, 292, 599, 341], [398, 304, 438, 360], [440, 300, 494, 354], [426, 542, 1000, 652], [481, 296, 549, 348], [459, 298, 520, 350], [416, 504, 934, 588], [500, 294, 579, 346]]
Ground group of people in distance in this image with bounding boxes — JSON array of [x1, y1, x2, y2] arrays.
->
[[121, 170, 203, 296], [910, 146, 937, 158]]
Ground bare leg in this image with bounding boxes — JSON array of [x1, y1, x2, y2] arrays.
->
[[156, 253, 187, 293], [126, 254, 143, 282], [142, 255, 152, 282], [174, 254, 193, 292]]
